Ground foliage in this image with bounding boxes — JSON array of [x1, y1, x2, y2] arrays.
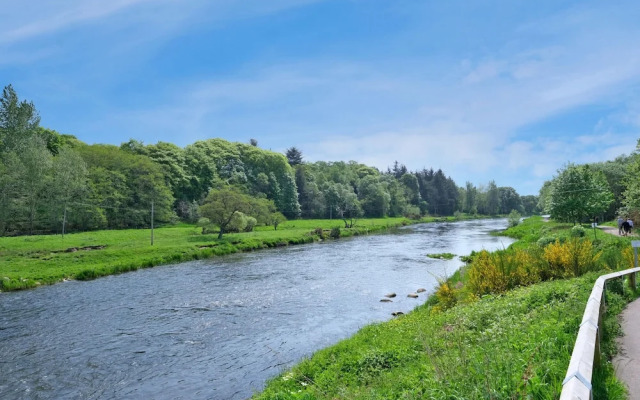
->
[[622, 141, 640, 219], [570, 225, 586, 237], [549, 164, 614, 224], [199, 188, 256, 238], [285, 146, 303, 166], [1, 84, 538, 237], [426, 252, 455, 260], [507, 209, 521, 227], [254, 274, 633, 399]]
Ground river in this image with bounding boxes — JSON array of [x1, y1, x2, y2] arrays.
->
[[0, 219, 515, 399]]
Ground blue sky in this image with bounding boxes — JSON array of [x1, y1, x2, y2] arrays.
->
[[2, 0, 640, 195]]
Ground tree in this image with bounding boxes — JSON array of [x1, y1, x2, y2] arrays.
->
[[622, 142, 640, 218], [549, 164, 613, 224], [0, 84, 40, 153], [285, 147, 303, 166], [520, 195, 539, 215], [591, 156, 631, 221], [486, 180, 500, 215], [49, 147, 88, 234], [11, 137, 52, 234], [199, 187, 256, 239], [249, 138, 258, 147], [537, 180, 552, 214], [464, 181, 477, 214], [268, 212, 286, 230], [498, 186, 522, 214]]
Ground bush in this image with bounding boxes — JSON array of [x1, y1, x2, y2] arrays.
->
[[570, 225, 586, 237], [508, 210, 521, 227], [403, 206, 422, 220], [536, 236, 557, 248], [314, 227, 324, 239], [330, 227, 341, 239], [197, 217, 213, 234], [244, 216, 257, 232], [227, 212, 248, 233]]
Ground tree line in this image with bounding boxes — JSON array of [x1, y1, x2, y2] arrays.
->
[[537, 149, 640, 224], [0, 85, 536, 236]]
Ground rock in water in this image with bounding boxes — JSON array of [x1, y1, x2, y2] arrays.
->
[[407, 293, 419, 298], [391, 311, 404, 316], [380, 298, 393, 303], [416, 288, 426, 293], [385, 293, 397, 298]]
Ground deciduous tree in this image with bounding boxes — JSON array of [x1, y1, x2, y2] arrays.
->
[[549, 164, 613, 224]]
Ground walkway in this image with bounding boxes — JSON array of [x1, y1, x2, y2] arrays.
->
[[613, 298, 640, 400], [599, 225, 639, 398]]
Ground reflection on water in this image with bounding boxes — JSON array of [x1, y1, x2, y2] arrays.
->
[[0, 219, 514, 399]]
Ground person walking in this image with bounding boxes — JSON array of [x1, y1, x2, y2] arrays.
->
[[618, 216, 624, 235], [627, 218, 634, 235]]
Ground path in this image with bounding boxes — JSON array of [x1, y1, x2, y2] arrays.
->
[[613, 298, 640, 400], [600, 224, 639, 398], [599, 225, 623, 236]]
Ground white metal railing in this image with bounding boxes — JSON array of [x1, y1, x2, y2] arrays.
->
[[559, 265, 640, 399]]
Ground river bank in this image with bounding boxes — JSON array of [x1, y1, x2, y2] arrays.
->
[[0, 215, 488, 292], [253, 216, 639, 399], [0, 218, 511, 399]]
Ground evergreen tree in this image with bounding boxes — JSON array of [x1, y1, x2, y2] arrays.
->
[[285, 147, 303, 166]]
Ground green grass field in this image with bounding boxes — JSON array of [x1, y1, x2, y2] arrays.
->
[[0, 217, 438, 291]]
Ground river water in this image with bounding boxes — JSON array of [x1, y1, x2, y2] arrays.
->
[[0, 219, 514, 399]]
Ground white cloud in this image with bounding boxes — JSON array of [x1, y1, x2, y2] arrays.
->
[[0, 0, 155, 44]]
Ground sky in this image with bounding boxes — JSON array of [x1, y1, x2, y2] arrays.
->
[[2, 0, 640, 195]]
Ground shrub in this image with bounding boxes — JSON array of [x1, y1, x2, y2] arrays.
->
[[226, 211, 248, 233], [244, 216, 257, 232], [314, 227, 324, 239], [570, 225, 586, 237], [434, 281, 457, 311], [197, 217, 213, 234], [508, 210, 521, 227], [330, 227, 341, 239], [403, 206, 422, 220], [536, 236, 557, 248]]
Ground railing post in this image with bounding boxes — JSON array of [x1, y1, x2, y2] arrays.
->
[[633, 242, 639, 290]]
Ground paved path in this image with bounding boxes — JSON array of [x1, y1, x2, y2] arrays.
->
[[613, 298, 640, 399], [600, 224, 639, 398]]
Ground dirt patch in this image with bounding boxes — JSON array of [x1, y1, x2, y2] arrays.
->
[[54, 245, 107, 253]]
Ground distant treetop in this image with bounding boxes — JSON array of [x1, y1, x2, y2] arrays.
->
[[286, 146, 303, 166]]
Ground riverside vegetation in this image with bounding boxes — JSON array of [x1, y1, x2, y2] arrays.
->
[[253, 216, 639, 399], [0, 216, 478, 292]]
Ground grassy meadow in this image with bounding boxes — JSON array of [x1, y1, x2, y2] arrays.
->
[[0, 216, 465, 291], [253, 216, 640, 399]]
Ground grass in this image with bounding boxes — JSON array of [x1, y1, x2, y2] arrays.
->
[[0, 217, 433, 291], [426, 252, 456, 260], [254, 273, 637, 399]]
